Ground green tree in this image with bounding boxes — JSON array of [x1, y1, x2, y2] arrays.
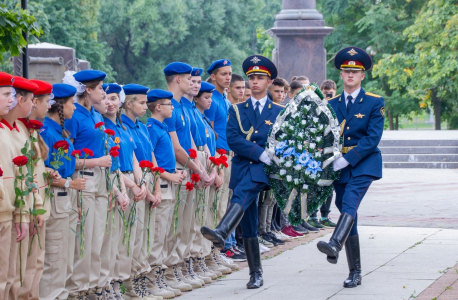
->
[[0, 4, 42, 63], [374, 0, 458, 129]]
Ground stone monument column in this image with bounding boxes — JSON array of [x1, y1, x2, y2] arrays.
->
[[268, 0, 333, 85]]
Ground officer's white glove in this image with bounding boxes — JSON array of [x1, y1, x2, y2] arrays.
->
[[333, 157, 349, 171], [259, 151, 272, 166]]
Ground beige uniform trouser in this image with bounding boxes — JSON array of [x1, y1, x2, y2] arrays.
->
[[0, 220, 12, 299], [98, 173, 121, 288], [188, 150, 209, 258], [217, 154, 233, 222], [67, 166, 108, 294], [7, 221, 30, 300], [116, 173, 137, 282], [163, 163, 191, 267], [40, 187, 73, 300], [147, 179, 175, 269], [141, 173, 156, 272], [201, 186, 216, 257]]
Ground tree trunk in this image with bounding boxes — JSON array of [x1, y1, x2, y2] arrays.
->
[[432, 89, 441, 130], [395, 115, 399, 130], [388, 110, 394, 130]]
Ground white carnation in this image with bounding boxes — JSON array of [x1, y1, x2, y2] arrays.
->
[[314, 152, 322, 158], [310, 174, 317, 179], [298, 132, 304, 138], [310, 143, 316, 149], [301, 120, 306, 125], [297, 144, 303, 150], [279, 157, 285, 163], [286, 175, 292, 182], [289, 125, 294, 130], [309, 128, 316, 133], [294, 178, 300, 184], [313, 117, 319, 123], [279, 169, 287, 175], [316, 136, 322, 142], [293, 164, 302, 171], [288, 140, 295, 145], [284, 161, 292, 168], [302, 184, 309, 190], [280, 133, 287, 139]]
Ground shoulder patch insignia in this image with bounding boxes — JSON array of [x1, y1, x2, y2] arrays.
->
[[380, 107, 385, 118], [365, 92, 382, 98]]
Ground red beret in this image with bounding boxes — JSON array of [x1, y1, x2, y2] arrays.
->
[[12, 76, 39, 93], [29, 79, 53, 96], [0, 72, 14, 87]]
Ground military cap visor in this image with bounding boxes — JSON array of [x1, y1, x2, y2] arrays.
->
[[334, 47, 372, 71], [242, 55, 277, 80]]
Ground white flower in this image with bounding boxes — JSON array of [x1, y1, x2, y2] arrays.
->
[[301, 120, 306, 125], [279, 169, 287, 175], [309, 128, 316, 133], [284, 161, 292, 168], [302, 184, 309, 190], [293, 164, 302, 171], [288, 140, 295, 145], [294, 178, 300, 185], [310, 174, 317, 179], [284, 121, 289, 127], [280, 133, 287, 139], [310, 143, 316, 149], [316, 136, 322, 142], [313, 117, 319, 123], [304, 170, 311, 175], [286, 175, 292, 182], [289, 125, 294, 130], [298, 132, 304, 138], [279, 157, 285, 163], [318, 124, 324, 130], [314, 152, 322, 158], [297, 144, 303, 150]]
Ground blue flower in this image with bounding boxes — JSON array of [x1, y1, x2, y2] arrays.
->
[[282, 147, 296, 158], [297, 152, 312, 166], [275, 141, 288, 155], [306, 160, 322, 175]]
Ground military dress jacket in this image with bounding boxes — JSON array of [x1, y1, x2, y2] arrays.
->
[[328, 88, 385, 183], [227, 97, 283, 189]]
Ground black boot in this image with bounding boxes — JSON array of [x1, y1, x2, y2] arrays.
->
[[343, 235, 362, 288], [243, 237, 263, 289], [316, 213, 354, 264], [201, 203, 244, 248]]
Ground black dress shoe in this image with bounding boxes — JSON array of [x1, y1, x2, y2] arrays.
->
[[343, 235, 362, 288], [201, 203, 244, 248], [292, 225, 309, 234], [243, 237, 264, 289], [261, 233, 278, 246], [268, 232, 285, 245], [317, 213, 354, 264]]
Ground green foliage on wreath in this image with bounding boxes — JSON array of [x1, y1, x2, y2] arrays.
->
[[265, 84, 342, 225]]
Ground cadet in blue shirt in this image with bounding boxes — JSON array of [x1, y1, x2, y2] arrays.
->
[[40, 83, 89, 300], [63, 70, 114, 297], [145, 89, 187, 294]]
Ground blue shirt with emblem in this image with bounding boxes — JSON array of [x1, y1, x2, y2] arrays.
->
[[65, 103, 106, 158], [41, 117, 76, 178], [147, 118, 176, 173], [121, 114, 153, 162], [103, 117, 137, 172], [163, 98, 192, 154], [182, 97, 204, 146], [204, 90, 229, 150], [200, 113, 216, 156]]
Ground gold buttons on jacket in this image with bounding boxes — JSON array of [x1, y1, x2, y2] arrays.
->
[[255, 130, 258, 133], [253, 141, 256, 143], [347, 137, 351, 140], [347, 127, 350, 130], [250, 162, 253, 164]]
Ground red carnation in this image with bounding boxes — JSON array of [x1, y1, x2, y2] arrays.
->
[[218, 158, 229, 168], [0, 167, 3, 177], [190, 173, 201, 183], [27, 119, 43, 130], [104, 129, 115, 136], [217, 149, 227, 156], [71, 150, 82, 158], [82, 148, 94, 157], [139, 160, 153, 169], [12, 156, 29, 166], [109, 148, 119, 158], [219, 155, 228, 162], [94, 122, 104, 129], [53, 140, 69, 150], [188, 149, 197, 159], [152, 167, 165, 174], [209, 157, 221, 166], [185, 182, 194, 191]]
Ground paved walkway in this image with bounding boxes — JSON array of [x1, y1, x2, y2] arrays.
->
[[181, 227, 458, 300], [381, 130, 458, 140]]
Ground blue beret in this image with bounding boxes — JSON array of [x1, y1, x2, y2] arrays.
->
[[123, 84, 149, 95], [199, 82, 215, 93], [102, 83, 108, 91], [73, 70, 106, 83], [334, 47, 372, 71], [147, 89, 173, 103], [104, 83, 122, 94], [191, 67, 203, 76], [52, 83, 77, 98], [163, 62, 193, 76], [206, 59, 231, 75], [242, 55, 277, 79]]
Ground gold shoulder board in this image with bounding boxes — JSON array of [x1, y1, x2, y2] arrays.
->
[[365, 92, 382, 98]]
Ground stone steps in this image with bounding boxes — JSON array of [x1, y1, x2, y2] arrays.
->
[[380, 139, 458, 169]]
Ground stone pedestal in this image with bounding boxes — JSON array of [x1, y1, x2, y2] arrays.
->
[[12, 42, 90, 83], [267, 0, 333, 85]]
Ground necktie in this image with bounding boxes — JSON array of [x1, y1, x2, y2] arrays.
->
[[254, 101, 261, 122], [346, 95, 353, 113]]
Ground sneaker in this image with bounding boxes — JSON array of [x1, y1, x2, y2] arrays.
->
[[281, 225, 300, 238], [274, 230, 292, 241], [258, 236, 274, 248], [261, 232, 278, 246], [308, 218, 325, 229], [218, 252, 239, 270], [320, 218, 337, 227], [259, 243, 270, 253], [234, 245, 245, 254], [287, 225, 304, 237], [292, 225, 309, 234], [301, 220, 319, 232], [222, 248, 246, 262], [267, 232, 285, 245]]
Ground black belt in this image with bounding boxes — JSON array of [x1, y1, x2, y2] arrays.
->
[[196, 146, 205, 151], [122, 171, 133, 174], [216, 149, 232, 155], [160, 184, 168, 188], [80, 171, 94, 176]]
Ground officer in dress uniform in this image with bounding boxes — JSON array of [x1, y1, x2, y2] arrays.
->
[[201, 55, 284, 289], [317, 47, 385, 288]]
